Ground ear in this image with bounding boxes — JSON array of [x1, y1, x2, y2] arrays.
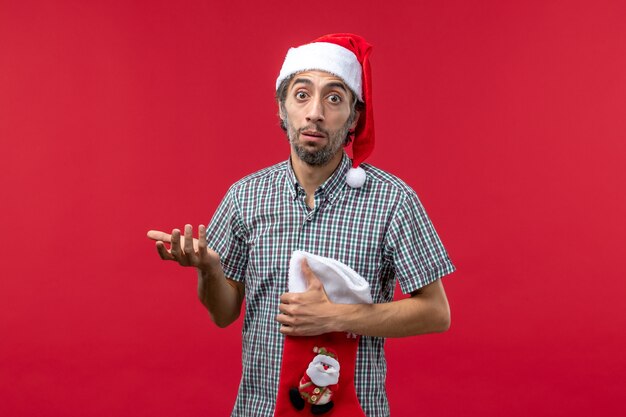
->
[[278, 102, 286, 121], [350, 110, 360, 130]]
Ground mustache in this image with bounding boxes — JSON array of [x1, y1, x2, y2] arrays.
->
[[298, 125, 328, 136]]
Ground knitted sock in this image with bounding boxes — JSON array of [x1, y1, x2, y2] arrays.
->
[[274, 251, 371, 416]]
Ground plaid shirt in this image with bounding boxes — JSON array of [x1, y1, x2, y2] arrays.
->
[[206, 154, 455, 417]]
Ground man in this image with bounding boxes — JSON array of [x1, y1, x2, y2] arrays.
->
[[147, 33, 455, 417]]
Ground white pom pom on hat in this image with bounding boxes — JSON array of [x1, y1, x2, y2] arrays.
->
[[276, 33, 375, 188], [346, 166, 366, 188]]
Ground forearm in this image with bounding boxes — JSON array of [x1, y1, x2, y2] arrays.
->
[[331, 294, 450, 338], [197, 268, 244, 328], [329, 278, 451, 338]]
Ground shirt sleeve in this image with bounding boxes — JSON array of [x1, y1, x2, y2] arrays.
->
[[205, 186, 249, 282], [385, 190, 455, 294]]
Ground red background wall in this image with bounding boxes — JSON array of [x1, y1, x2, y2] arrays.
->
[[1, 1, 625, 416]]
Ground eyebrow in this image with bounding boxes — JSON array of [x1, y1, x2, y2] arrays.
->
[[325, 82, 348, 94], [291, 78, 313, 88], [291, 78, 349, 94]]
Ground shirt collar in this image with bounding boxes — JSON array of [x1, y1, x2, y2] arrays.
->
[[285, 153, 351, 203]]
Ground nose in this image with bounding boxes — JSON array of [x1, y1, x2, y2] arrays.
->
[[305, 98, 325, 123]]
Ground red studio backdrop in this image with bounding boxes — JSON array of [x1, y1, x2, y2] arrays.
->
[[1, 1, 625, 416]]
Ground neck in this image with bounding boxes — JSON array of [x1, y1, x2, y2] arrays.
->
[[290, 149, 343, 200]]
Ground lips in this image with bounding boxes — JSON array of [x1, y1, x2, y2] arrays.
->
[[300, 130, 327, 141]]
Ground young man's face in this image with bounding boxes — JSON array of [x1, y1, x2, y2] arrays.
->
[[280, 70, 359, 166]]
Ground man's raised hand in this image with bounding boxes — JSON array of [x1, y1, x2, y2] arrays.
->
[[147, 225, 243, 326], [147, 224, 220, 273]]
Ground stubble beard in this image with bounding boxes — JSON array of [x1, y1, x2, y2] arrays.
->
[[285, 116, 351, 167]]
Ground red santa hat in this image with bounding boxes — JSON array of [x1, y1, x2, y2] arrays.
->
[[276, 33, 374, 188]]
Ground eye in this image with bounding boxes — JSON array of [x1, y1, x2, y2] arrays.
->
[[327, 94, 342, 104], [295, 91, 308, 100]]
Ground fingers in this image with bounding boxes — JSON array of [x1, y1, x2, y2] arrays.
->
[[276, 311, 298, 336], [183, 224, 195, 264], [278, 316, 294, 335], [147, 230, 172, 243], [276, 314, 315, 336], [277, 299, 295, 332], [151, 225, 212, 268], [170, 229, 182, 259], [279, 325, 294, 335], [276, 312, 292, 324], [278, 302, 293, 315], [280, 292, 295, 304], [155, 241, 174, 260], [301, 259, 321, 289], [198, 224, 209, 262], [276, 313, 295, 326]]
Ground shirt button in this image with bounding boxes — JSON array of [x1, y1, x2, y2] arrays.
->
[[313, 388, 320, 394], [311, 395, 318, 402]]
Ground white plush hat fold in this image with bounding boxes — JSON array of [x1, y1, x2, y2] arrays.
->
[[276, 42, 363, 101], [288, 250, 373, 304]]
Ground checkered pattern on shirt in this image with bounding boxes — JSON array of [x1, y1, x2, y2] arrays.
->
[[206, 154, 455, 417]]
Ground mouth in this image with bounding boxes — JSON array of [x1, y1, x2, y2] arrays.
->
[[299, 129, 327, 142]]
